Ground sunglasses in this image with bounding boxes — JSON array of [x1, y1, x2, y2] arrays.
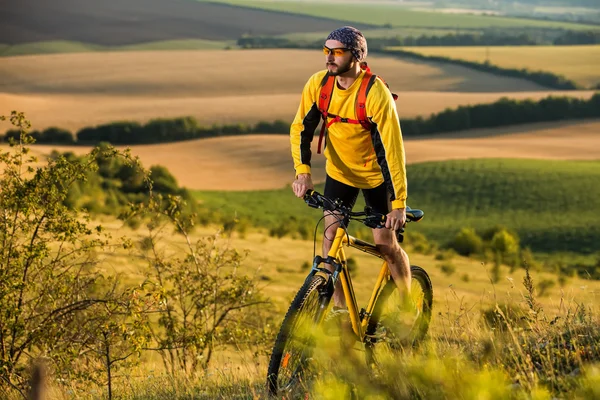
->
[[323, 45, 350, 57]]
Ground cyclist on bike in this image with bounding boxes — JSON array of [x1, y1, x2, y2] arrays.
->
[[290, 26, 411, 321]]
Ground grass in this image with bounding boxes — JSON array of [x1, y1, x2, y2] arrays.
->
[[197, 0, 597, 30], [2, 210, 600, 399], [11, 225, 600, 399], [0, 39, 233, 57], [390, 45, 600, 89], [192, 158, 600, 256]]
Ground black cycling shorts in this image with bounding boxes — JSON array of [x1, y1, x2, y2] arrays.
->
[[323, 174, 390, 225]]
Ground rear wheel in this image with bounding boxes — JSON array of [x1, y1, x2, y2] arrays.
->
[[266, 275, 330, 397], [365, 265, 433, 365]]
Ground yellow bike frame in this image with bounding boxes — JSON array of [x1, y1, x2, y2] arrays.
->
[[325, 226, 393, 341]]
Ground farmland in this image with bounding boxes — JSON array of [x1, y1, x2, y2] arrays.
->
[[0, 0, 374, 47], [10, 119, 600, 191], [391, 45, 600, 88], [2, 49, 596, 133], [197, 0, 597, 30], [2, 1, 600, 398]]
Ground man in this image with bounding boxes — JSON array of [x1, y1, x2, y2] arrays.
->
[[289, 26, 411, 320]]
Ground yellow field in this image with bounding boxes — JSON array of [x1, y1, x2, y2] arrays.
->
[[10, 119, 600, 191], [395, 45, 600, 89], [3, 49, 592, 133]]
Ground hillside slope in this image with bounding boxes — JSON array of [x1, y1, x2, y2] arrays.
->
[[12, 119, 600, 191], [0, 0, 374, 45]]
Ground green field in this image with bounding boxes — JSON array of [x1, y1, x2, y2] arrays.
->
[[193, 158, 600, 257], [0, 39, 232, 57], [198, 0, 597, 30], [388, 45, 600, 88]]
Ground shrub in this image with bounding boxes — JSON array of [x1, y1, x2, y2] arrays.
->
[[435, 248, 457, 261], [449, 227, 483, 256], [537, 278, 556, 297], [481, 303, 528, 331], [346, 257, 358, 275], [39, 126, 74, 143], [407, 231, 434, 254], [301, 261, 311, 271], [440, 261, 456, 276]]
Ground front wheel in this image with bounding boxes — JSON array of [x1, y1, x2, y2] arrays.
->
[[365, 265, 433, 364], [266, 274, 330, 397]]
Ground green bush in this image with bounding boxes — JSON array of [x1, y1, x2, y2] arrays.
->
[[490, 229, 520, 266], [38, 126, 74, 143], [435, 248, 457, 261], [406, 231, 434, 254], [77, 121, 142, 143], [440, 261, 456, 276], [449, 227, 483, 256]]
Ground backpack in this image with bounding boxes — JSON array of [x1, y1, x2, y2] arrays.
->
[[316, 64, 398, 154]]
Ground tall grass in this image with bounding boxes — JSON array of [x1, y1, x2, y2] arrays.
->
[[27, 267, 600, 399]]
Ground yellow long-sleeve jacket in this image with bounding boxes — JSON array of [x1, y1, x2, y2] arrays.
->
[[290, 69, 407, 209]]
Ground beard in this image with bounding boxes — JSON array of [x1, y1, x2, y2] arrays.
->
[[326, 57, 354, 76]]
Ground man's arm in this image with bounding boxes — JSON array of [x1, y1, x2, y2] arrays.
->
[[367, 80, 408, 210], [290, 72, 324, 196]]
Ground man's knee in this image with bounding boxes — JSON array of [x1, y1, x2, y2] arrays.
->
[[323, 214, 343, 243], [373, 230, 400, 258]]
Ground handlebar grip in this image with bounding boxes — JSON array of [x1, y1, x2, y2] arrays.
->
[[363, 214, 386, 229], [304, 190, 322, 209]]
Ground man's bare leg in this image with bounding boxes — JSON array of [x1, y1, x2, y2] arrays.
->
[[372, 228, 411, 302], [322, 211, 346, 308]]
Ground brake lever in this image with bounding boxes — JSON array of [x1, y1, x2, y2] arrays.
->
[[364, 214, 386, 229], [305, 194, 321, 209]]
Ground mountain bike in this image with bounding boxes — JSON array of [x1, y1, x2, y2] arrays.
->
[[266, 190, 433, 397]]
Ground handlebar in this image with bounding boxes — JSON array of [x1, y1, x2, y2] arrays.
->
[[303, 190, 388, 229]]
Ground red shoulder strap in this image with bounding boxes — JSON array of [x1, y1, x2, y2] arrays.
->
[[317, 74, 335, 154], [319, 74, 335, 115], [356, 68, 373, 131]]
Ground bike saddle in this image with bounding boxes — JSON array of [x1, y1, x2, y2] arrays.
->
[[406, 206, 424, 222]]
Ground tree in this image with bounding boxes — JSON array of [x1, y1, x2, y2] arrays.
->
[[123, 195, 271, 376], [0, 112, 152, 397]]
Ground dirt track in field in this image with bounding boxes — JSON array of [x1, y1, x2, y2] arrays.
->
[[9, 120, 599, 191], [0, 0, 374, 45]]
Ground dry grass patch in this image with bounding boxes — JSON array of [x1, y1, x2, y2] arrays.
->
[[398, 45, 600, 88]]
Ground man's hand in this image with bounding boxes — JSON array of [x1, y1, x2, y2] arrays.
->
[[292, 174, 314, 198], [386, 208, 406, 231]]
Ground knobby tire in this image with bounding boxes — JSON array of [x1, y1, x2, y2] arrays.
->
[[266, 275, 329, 397]]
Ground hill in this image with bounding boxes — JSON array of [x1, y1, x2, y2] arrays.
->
[[392, 45, 600, 88], [9, 119, 600, 192], [3, 49, 595, 132], [199, 0, 598, 30], [0, 0, 374, 46]]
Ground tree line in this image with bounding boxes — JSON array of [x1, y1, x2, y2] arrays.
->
[[3, 94, 598, 145], [237, 33, 597, 89], [237, 30, 600, 49], [382, 48, 580, 89]]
